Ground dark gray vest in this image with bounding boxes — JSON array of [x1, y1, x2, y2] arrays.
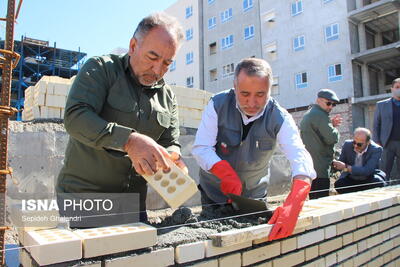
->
[[199, 89, 285, 203]]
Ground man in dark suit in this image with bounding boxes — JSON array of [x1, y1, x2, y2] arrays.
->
[[373, 78, 400, 183], [333, 128, 386, 194]]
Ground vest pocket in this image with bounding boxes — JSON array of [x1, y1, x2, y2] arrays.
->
[[156, 111, 171, 128]]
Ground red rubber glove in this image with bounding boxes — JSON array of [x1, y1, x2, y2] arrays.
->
[[210, 160, 242, 196], [268, 179, 311, 241]]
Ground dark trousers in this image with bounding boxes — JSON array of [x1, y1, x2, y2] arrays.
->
[[309, 178, 330, 199], [382, 140, 400, 184], [334, 173, 386, 194]]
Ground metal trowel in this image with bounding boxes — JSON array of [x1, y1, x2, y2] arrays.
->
[[227, 194, 271, 217]]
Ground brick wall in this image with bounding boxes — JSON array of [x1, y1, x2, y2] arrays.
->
[[18, 186, 400, 266]]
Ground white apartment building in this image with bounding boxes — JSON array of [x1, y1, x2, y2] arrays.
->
[[260, 0, 400, 129], [164, 0, 204, 90], [202, 0, 263, 93]]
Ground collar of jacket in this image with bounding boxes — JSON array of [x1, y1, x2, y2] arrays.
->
[[312, 104, 329, 114], [122, 53, 165, 90]]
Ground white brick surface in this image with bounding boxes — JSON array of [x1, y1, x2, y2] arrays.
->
[[205, 239, 251, 258], [25, 228, 82, 265], [105, 247, 174, 267], [74, 223, 156, 258], [241, 241, 280, 266], [142, 158, 198, 209], [297, 229, 324, 248], [175, 241, 205, 264], [218, 253, 241, 267]]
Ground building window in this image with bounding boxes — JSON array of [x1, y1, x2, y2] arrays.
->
[[295, 72, 308, 89], [223, 63, 235, 78], [209, 42, 217, 55], [186, 28, 193, 41], [208, 0, 215, 4], [186, 52, 194, 64], [244, 25, 255, 40], [185, 6, 193, 18], [328, 64, 342, 82], [169, 60, 176, 72], [293, 35, 305, 51], [221, 35, 234, 50], [208, 17, 217, 29], [243, 0, 253, 11], [291, 0, 303, 16], [221, 8, 233, 23], [325, 23, 339, 41], [186, 76, 194, 88], [210, 68, 217, 82], [271, 76, 279, 95]]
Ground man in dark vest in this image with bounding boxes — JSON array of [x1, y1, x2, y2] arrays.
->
[[373, 78, 400, 184], [300, 89, 342, 199], [192, 58, 316, 241]]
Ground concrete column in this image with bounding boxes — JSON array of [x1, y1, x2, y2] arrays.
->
[[378, 69, 385, 94], [361, 64, 370, 97], [356, 0, 363, 9], [364, 105, 371, 129], [358, 23, 367, 52]]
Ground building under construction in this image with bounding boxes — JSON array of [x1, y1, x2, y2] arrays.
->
[[0, 36, 86, 120]]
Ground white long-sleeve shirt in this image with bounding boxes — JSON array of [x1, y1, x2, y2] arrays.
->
[[192, 99, 316, 179]]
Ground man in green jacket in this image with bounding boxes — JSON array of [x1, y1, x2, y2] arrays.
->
[[300, 89, 342, 199], [56, 13, 186, 222]]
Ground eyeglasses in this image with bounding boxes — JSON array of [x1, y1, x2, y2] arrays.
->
[[353, 140, 364, 147], [324, 101, 337, 107]]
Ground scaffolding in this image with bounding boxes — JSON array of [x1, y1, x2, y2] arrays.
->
[[0, 36, 86, 120]]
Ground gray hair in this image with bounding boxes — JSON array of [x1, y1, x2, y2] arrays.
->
[[234, 58, 273, 89], [392, 78, 400, 87], [133, 12, 184, 45], [354, 127, 371, 141]]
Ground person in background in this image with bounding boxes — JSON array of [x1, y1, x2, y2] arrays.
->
[[333, 127, 386, 194]]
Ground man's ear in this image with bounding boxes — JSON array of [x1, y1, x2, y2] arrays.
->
[[128, 37, 137, 56]]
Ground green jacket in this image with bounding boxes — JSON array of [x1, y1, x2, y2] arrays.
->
[[300, 104, 339, 178], [56, 54, 180, 193]]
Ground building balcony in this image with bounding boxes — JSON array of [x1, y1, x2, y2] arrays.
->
[[349, 0, 400, 23]]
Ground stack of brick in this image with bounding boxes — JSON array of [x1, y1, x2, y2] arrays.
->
[[22, 76, 73, 121], [17, 186, 400, 266], [171, 86, 213, 129]]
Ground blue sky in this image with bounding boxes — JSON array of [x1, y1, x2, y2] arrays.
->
[[1, 0, 176, 59]]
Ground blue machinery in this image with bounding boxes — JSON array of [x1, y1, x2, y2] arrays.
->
[[0, 36, 86, 120]]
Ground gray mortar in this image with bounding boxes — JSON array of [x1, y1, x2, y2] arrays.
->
[[151, 206, 272, 248]]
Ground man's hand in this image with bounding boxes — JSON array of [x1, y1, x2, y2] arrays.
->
[[268, 179, 311, 241], [210, 160, 242, 196], [331, 114, 343, 127], [332, 160, 346, 170], [124, 132, 170, 176], [170, 152, 188, 175]]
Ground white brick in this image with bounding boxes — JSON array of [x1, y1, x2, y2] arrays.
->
[[105, 247, 174, 267], [19, 248, 34, 267], [358, 240, 367, 252], [302, 257, 325, 267], [175, 241, 205, 264], [336, 219, 357, 235], [353, 251, 371, 266], [324, 252, 337, 266], [45, 94, 66, 108], [188, 259, 218, 267], [218, 253, 241, 267], [25, 228, 82, 265], [337, 244, 357, 262], [205, 239, 251, 258], [74, 223, 156, 258], [314, 209, 343, 226], [281, 237, 297, 254], [305, 245, 319, 261], [241, 241, 280, 266], [324, 225, 336, 239], [142, 158, 198, 209], [297, 229, 324, 248], [272, 250, 304, 266]]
